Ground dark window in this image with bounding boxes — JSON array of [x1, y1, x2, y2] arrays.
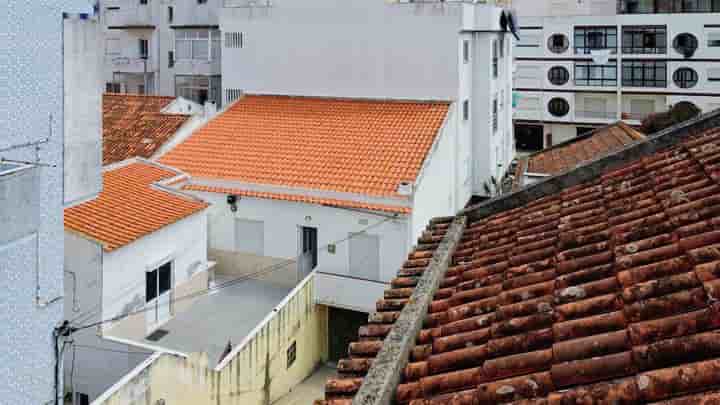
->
[[302, 227, 318, 270], [140, 0, 148, 4], [287, 341, 297, 369], [548, 98, 570, 117], [574, 26, 617, 54], [138, 39, 148, 59], [146, 262, 172, 302], [548, 66, 570, 85], [492, 40, 498, 78], [168, 51, 174, 68], [198, 0, 207, 3], [622, 26, 666, 54], [168, 6, 173, 23], [106, 82, 121, 93], [574, 62, 617, 86], [77, 393, 90, 405], [673, 67, 698, 88], [492, 99, 498, 132], [577, 127, 597, 136], [463, 40, 469, 63], [514, 124, 544, 151], [548, 33, 569, 54], [673, 33, 698, 57], [622, 0, 720, 13], [622, 60, 667, 87], [463, 99, 469, 121]]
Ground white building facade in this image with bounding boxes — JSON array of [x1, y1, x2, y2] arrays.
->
[[101, 0, 224, 106], [0, 8, 103, 405], [512, 0, 720, 149]]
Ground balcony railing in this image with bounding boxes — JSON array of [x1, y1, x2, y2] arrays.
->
[[105, 7, 154, 28]]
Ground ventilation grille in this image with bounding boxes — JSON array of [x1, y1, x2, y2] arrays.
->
[[225, 32, 244, 48], [225, 89, 243, 104]]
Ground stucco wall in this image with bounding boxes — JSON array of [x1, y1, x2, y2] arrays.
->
[[220, 0, 461, 100], [100, 210, 209, 340], [191, 191, 409, 284], [96, 274, 328, 405], [1, 2, 99, 403]]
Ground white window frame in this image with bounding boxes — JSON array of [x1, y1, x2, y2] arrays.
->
[[174, 28, 221, 62]]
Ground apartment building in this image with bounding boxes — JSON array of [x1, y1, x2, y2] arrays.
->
[[1, 9, 102, 405], [512, 0, 720, 150], [101, 0, 223, 106]]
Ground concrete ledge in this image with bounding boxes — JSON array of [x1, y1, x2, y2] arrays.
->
[[462, 108, 720, 222], [352, 216, 467, 405]]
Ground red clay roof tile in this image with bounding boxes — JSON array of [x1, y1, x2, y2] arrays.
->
[[159, 95, 449, 197], [64, 162, 208, 251], [317, 125, 720, 404], [103, 93, 189, 165]]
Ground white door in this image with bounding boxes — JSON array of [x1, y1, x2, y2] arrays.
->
[[146, 262, 172, 331], [349, 232, 380, 281]]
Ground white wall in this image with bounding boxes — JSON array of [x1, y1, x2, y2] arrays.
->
[[64, 231, 149, 402], [220, 0, 461, 100], [101, 211, 209, 329], [513, 0, 617, 17], [314, 272, 388, 313], [190, 191, 409, 284]]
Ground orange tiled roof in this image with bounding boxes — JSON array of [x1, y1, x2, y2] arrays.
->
[[183, 184, 411, 215], [159, 95, 450, 197], [318, 124, 720, 404], [526, 122, 645, 175], [64, 162, 208, 252], [103, 93, 190, 165]]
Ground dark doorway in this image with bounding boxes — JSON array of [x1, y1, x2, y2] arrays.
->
[[328, 306, 368, 363], [299, 226, 318, 278], [515, 124, 544, 151]]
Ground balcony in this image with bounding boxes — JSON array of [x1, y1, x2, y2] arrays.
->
[[108, 56, 157, 74], [105, 7, 154, 29]]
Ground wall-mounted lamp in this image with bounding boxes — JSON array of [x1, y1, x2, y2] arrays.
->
[[227, 194, 239, 212], [304, 215, 312, 222]]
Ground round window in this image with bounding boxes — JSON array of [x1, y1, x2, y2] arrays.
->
[[673, 67, 698, 89], [548, 66, 570, 86], [548, 34, 569, 54], [673, 33, 698, 58], [548, 98, 570, 117]]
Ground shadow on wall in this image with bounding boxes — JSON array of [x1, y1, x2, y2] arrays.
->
[[209, 248, 299, 289]]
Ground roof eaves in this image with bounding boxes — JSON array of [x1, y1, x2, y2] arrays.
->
[[462, 108, 720, 222]]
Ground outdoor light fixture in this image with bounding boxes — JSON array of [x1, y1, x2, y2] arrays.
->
[[227, 194, 239, 212]]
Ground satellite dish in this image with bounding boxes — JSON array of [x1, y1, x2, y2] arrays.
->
[[506, 9, 520, 41], [591, 49, 611, 65]]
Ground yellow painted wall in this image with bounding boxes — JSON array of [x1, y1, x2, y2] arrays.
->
[[98, 276, 328, 405]]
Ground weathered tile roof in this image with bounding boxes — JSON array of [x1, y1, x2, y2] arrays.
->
[[158, 95, 450, 198], [317, 115, 720, 404], [523, 122, 646, 176], [182, 184, 411, 215], [103, 93, 190, 165], [64, 162, 208, 252]]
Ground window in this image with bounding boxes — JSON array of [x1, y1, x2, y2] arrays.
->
[[176, 75, 221, 106], [146, 262, 172, 303], [548, 98, 570, 117], [708, 32, 720, 47], [106, 82, 121, 93], [498, 36, 504, 58], [138, 39, 149, 59], [574, 62, 617, 86], [463, 40, 470, 63], [492, 40, 499, 78], [673, 67, 698, 88], [548, 33, 569, 54], [287, 341, 297, 369], [168, 51, 174, 68], [168, 6, 173, 23], [76, 393, 90, 405], [622, 26, 667, 54], [463, 99, 469, 121], [673, 33, 698, 57], [175, 29, 221, 61], [225, 32, 244, 49], [622, 0, 720, 13], [622, 60, 667, 87], [630, 99, 656, 120], [548, 66, 570, 85], [140, 0, 148, 4], [574, 26, 617, 55], [492, 98, 498, 132], [198, 0, 208, 3]]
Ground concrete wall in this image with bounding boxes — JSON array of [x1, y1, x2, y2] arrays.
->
[[314, 272, 389, 313], [513, 0, 617, 17], [190, 190, 410, 284], [63, 231, 150, 401], [0, 3, 99, 403], [220, 0, 461, 100], [95, 274, 328, 405], [100, 211, 209, 340], [64, 18, 103, 207]]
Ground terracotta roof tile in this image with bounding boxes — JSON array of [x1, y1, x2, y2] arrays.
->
[[182, 184, 411, 214], [64, 162, 208, 251], [159, 95, 450, 197], [317, 125, 720, 404], [103, 93, 189, 165], [525, 122, 645, 176]]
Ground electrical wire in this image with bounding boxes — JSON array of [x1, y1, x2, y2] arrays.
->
[[73, 344, 154, 356], [71, 215, 396, 332]]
